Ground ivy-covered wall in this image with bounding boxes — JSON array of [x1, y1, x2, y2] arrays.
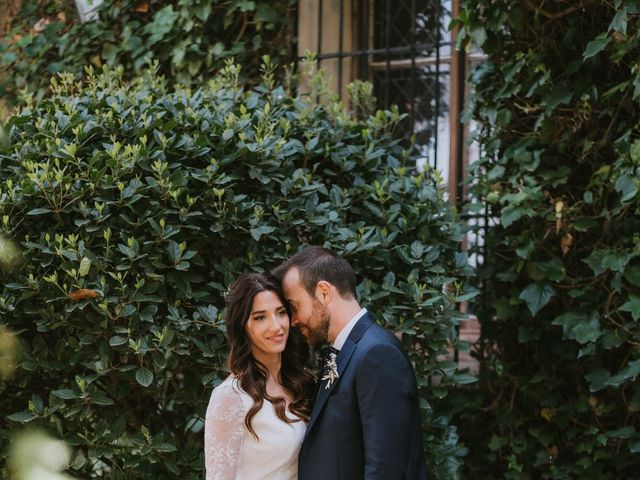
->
[[0, 0, 297, 110], [455, 1, 640, 478]]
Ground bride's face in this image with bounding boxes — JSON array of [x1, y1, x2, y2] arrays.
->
[[245, 290, 290, 359]]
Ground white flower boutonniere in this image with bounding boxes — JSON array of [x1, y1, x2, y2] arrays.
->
[[321, 352, 339, 389]]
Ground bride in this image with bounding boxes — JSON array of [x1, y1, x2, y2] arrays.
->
[[204, 273, 315, 479]]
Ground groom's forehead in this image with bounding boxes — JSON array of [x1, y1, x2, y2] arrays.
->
[[282, 267, 302, 288], [282, 268, 314, 301]]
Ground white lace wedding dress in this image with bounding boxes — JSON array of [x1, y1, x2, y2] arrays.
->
[[204, 376, 306, 480]]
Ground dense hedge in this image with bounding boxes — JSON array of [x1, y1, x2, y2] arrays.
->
[[0, 63, 473, 478], [455, 1, 640, 478], [0, 0, 296, 110]]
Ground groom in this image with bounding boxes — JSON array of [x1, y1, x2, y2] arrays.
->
[[273, 246, 428, 479]]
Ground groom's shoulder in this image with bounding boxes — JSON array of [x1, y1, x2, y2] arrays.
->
[[361, 313, 400, 340], [359, 316, 405, 351]]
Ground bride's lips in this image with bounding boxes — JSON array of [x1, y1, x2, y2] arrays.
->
[[268, 333, 285, 343]]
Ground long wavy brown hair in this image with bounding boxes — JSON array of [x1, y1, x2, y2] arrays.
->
[[224, 272, 315, 439]]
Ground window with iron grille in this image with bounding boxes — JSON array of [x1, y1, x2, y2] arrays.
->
[[297, 0, 465, 198]]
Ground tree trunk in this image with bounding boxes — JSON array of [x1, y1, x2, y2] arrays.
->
[[0, 0, 23, 36]]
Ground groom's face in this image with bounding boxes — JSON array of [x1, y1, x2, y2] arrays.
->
[[281, 267, 330, 348]]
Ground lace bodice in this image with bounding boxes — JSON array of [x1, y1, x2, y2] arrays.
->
[[204, 376, 306, 480]]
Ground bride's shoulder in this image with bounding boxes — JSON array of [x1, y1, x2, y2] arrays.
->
[[207, 375, 252, 416], [209, 375, 246, 401]]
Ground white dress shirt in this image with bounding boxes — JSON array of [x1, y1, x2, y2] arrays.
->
[[332, 308, 368, 350]]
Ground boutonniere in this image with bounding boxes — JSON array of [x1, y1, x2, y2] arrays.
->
[[321, 351, 339, 389]]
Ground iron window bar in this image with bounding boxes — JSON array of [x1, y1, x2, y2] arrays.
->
[[314, 42, 454, 61], [369, 53, 486, 70]]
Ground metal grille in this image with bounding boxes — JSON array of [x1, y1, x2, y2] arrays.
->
[[304, 0, 463, 190]]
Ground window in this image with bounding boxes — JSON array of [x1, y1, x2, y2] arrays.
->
[[297, 0, 471, 201]]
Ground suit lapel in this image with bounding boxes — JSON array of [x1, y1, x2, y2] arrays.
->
[[303, 313, 375, 441]]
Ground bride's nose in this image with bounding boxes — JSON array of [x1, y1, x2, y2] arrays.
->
[[268, 315, 283, 331]]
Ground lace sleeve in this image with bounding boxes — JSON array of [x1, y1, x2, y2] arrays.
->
[[204, 382, 246, 480]]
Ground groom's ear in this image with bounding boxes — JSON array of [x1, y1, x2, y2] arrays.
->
[[315, 280, 332, 304]]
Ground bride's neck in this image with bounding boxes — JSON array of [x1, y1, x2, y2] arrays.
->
[[254, 352, 282, 382]]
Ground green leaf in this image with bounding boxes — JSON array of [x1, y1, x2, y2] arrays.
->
[[382, 271, 396, 289], [470, 26, 487, 47], [585, 368, 610, 392], [583, 33, 610, 60], [615, 174, 638, 202], [572, 319, 602, 344], [487, 165, 505, 181], [145, 6, 180, 44], [519, 283, 555, 315], [79, 257, 92, 277], [488, 434, 508, 451], [155, 443, 178, 452], [172, 42, 187, 67], [53, 389, 81, 400], [250, 225, 275, 241], [531, 258, 566, 282], [410, 240, 424, 258], [620, 293, 640, 321], [431, 386, 448, 399], [255, 3, 280, 23], [500, 205, 524, 228], [7, 411, 37, 423], [630, 139, 640, 163], [193, 3, 212, 22], [452, 373, 477, 384], [222, 128, 234, 141], [27, 208, 53, 216], [135, 368, 154, 388], [605, 359, 640, 388], [601, 330, 624, 349], [196, 305, 218, 323], [119, 304, 137, 317], [91, 392, 115, 406], [234, 0, 256, 12], [583, 250, 607, 276], [167, 241, 182, 262], [109, 335, 128, 347], [552, 311, 601, 344], [102, 43, 119, 65], [607, 426, 635, 439], [609, 9, 628, 35], [623, 266, 640, 287], [544, 85, 572, 110]]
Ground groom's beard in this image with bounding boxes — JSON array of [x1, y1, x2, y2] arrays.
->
[[304, 300, 330, 349]]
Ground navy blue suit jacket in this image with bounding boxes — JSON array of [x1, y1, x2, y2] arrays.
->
[[298, 312, 428, 479]]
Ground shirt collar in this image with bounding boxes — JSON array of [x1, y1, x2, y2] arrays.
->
[[332, 308, 367, 350]]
